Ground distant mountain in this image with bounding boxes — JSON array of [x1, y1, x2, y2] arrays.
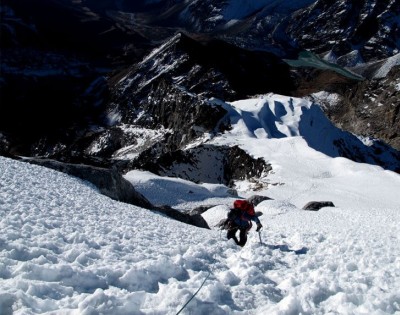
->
[[0, 0, 151, 154], [107, 0, 317, 57], [106, 0, 399, 65], [288, 0, 400, 66], [0, 0, 399, 177]]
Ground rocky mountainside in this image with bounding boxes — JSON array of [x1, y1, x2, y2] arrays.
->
[[1, 0, 399, 183], [106, 0, 399, 64], [315, 65, 400, 151], [0, 0, 152, 154], [288, 0, 400, 66]]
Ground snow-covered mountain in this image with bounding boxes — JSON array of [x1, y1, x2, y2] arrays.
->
[[288, 0, 400, 66], [1, 3, 400, 313], [101, 93, 400, 184], [0, 1, 399, 177]]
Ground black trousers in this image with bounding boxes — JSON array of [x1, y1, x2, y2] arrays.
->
[[227, 227, 248, 247]]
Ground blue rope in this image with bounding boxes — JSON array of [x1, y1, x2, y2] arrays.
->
[[175, 271, 212, 315], [175, 252, 219, 315]]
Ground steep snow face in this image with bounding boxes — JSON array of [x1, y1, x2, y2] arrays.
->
[[2, 129, 400, 314]]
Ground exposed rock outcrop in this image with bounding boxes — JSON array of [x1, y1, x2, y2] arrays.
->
[[156, 205, 209, 229], [25, 158, 154, 209], [132, 144, 271, 186], [247, 195, 274, 206], [325, 66, 400, 151], [302, 201, 335, 211], [22, 158, 209, 229], [288, 0, 400, 66]]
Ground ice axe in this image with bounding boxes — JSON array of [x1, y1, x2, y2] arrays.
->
[[256, 225, 263, 245]]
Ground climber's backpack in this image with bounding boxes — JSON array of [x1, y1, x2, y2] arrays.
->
[[217, 200, 256, 230], [227, 207, 241, 221], [233, 199, 255, 216], [217, 207, 239, 230]]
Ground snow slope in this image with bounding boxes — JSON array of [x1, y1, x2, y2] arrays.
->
[[1, 92, 400, 314]]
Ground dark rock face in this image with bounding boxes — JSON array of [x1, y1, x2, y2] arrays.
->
[[332, 138, 400, 173], [107, 0, 399, 66], [24, 158, 154, 209], [247, 195, 274, 206], [1, 30, 296, 162], [108, 33, 296, 105], [0, 0, 151, 157], [129, 80, 229, 148], [77, 80, 229, 164], [67, 33, 285, 180], [155, 205, 210, 229], [132, 144, 271, 186], [1, 0, 150, 64], [107, 0, 316, 58], [188, 205, 218, 216], [303, 201, 335, 211], [324, 66, 400, 151], [288, 0, 400, 65], [224, 146, 271, 186], [21, 157, 210, 228], [291, 68, 358, 98]]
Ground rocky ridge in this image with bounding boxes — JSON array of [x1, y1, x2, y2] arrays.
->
[[1, 0, 399, 195]]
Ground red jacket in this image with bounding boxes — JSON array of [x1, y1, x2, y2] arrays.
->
[[232, 200, 260, 229]]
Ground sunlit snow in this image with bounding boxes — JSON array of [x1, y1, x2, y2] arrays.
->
[[1, 93, 400, 315], [373, 53, 400, 79]]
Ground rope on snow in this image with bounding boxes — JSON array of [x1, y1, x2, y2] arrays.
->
[[175, 228, 263, 314], [175, 271, 212, 315], [175, 253, 218, 315]]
